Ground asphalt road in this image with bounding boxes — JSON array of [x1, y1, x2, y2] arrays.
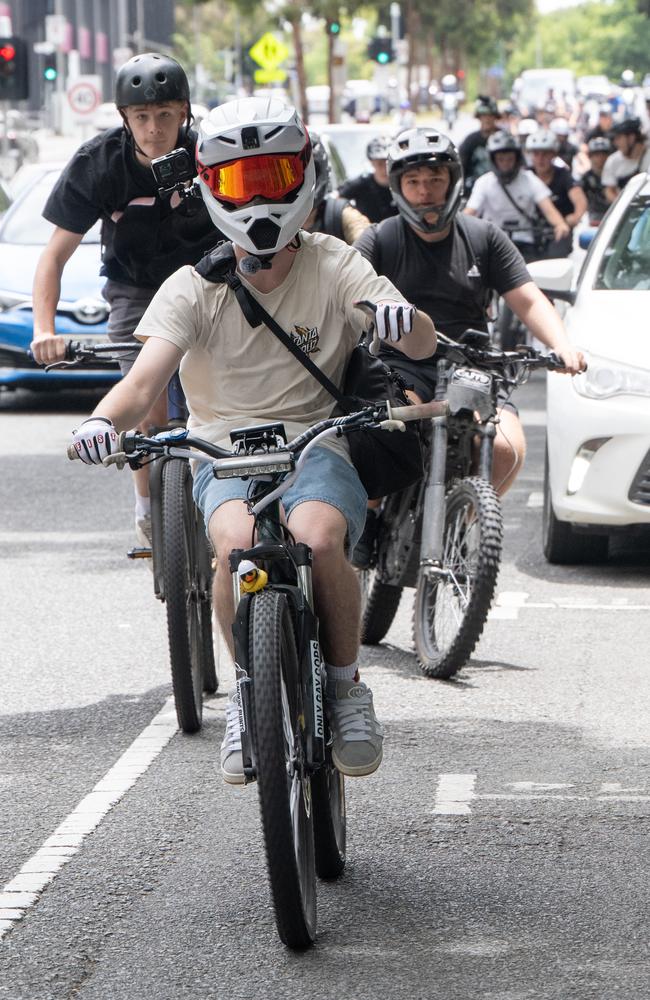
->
[[0, 375, 649, 999]]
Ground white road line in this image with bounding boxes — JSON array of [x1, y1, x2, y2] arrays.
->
[[488, 591, 650, 619], [0, 699, 180, 942], [433, 773, 476, 815], [526, 491, 544, 508]]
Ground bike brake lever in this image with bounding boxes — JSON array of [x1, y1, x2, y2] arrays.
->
[[102, 452, 129, 470]]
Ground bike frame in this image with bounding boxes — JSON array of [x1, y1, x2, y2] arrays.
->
[[418, 358, 497, 571]]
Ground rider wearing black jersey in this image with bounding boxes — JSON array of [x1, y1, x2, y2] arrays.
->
[[352, 129, 585, 566], [337, 136, 399, 223], [31, 53, 223, 547]]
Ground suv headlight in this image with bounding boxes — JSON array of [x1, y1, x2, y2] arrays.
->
[[573, 354, 650, 399]]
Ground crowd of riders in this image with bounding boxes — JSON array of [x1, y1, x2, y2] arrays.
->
[[31, 51, 604, 785]]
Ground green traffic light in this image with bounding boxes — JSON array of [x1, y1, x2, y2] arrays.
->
[[330, 22, 341, 34], [44, 67, 57, 81], [377, 52, 389, 64]]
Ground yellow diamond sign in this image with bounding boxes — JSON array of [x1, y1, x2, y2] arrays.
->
[[249, 32, 290, 71]]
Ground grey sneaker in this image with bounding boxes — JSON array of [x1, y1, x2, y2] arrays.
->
[[221, 691, 244, 785], [135, 513, 152, 550], [325, 680, 384, 777]]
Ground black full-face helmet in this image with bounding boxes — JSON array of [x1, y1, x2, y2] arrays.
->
[[475, 94, 499, 117], [115, 52, 191, 124], [387, 128, 464, 234], [487, 130, 523, 181], [588, 136, 612, 154]]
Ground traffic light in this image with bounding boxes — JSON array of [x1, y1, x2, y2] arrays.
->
[[0, 37, 29, 101], [43, 54, 57, 83], [328, 19, 341, 35], [367, 37, 394, 65]]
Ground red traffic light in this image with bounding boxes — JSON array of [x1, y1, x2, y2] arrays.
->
[[0, 44, 16, 61]]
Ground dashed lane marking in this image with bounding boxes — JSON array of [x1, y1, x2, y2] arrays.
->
[[0, 698, 180, 941], [433, 775, 650, 815], [488, 591, 650, 620], [526, 491, 544, 508], [433, 773, 476, 814]]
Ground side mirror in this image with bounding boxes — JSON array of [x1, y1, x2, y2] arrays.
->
[[527, 257, 576, 305], [579, 228, 597, 250]]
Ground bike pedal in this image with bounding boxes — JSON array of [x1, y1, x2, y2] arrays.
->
[[127, 547, 152, 559]]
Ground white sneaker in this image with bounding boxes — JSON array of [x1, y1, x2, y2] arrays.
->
[[325, 680, 384, 777], [221, 691, 244, 785], [135, 513, 152, 550]]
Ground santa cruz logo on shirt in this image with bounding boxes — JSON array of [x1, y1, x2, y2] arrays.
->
[[290, 325, 320, 355]]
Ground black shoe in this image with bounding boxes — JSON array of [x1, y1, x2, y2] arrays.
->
[[351, 510, 380, 570]]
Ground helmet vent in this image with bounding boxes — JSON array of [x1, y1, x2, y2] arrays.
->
[[248, 219, 281, 251], [217, 134, 237, 145], [264, 125, 283, 140]]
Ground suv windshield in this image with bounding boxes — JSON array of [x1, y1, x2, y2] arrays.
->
[[595, 195, 650, 289]]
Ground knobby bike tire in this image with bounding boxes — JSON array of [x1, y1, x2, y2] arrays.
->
[[311, 758, 346, 880], [413, 476, 502, 679], [162, 458, 206, 733], [249, 590, 317, 949], [359, 571, 403, 645]]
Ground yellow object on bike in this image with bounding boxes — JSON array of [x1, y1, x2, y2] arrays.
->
[[238, 559, 268, 594]]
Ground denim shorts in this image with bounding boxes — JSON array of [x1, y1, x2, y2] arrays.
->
[[192, 445, 368, 553]]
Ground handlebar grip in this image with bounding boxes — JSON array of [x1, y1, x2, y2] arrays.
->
[[388, 400, 449, 422]]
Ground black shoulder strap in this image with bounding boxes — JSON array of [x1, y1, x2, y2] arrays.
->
[[497, 175, 540, 227], [371, 218, 401, 278], [322, 197, 347, 240], [196, 242, 351, 409]]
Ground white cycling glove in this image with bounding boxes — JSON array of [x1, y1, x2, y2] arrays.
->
[[357, 299, 416, 343], [72, 417, 118, 466]]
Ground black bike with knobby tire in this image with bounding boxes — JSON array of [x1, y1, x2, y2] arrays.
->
[[81, 397, 443, 948], [359, 332, 565, 680], [60, 341, 218, 734]]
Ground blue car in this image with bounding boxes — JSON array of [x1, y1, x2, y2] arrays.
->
[[0, 164, 119, 391]]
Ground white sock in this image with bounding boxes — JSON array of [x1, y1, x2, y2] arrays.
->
[[134, 491, 151, 521], [324, 661, 359, 695]]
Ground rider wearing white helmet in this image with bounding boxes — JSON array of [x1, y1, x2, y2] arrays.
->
[[71, 97, 436, 784]]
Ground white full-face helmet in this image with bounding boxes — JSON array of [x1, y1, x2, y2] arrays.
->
[[196, 97, 315, 256]]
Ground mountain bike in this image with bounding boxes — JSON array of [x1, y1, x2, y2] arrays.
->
[[359, 332, 565, 680], [59, 341, 217, 733], [83, 397, 445, 948]]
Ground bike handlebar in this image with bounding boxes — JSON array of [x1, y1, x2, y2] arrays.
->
[[67, 399, 449, 465]]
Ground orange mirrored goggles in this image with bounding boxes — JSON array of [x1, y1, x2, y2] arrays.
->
[[197, 149, 310, 206]]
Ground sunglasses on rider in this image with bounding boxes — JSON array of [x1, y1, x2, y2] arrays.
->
[[197, 147, 310, 206]]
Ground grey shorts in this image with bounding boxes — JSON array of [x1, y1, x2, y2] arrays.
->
[[192, 445, 369, 554], [102, 280, 155, 374]]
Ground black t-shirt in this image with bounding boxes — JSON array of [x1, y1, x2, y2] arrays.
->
[[581, 169, 609, 223], [337, 173, 397, 224], [529, 164, 576, 217], [458, 129, 492, 192], [43, 127, 221, 288], [354, 214, 530, 344]]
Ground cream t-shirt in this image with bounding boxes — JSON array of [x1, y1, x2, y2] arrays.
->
[[134, 231, 406, 460]]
